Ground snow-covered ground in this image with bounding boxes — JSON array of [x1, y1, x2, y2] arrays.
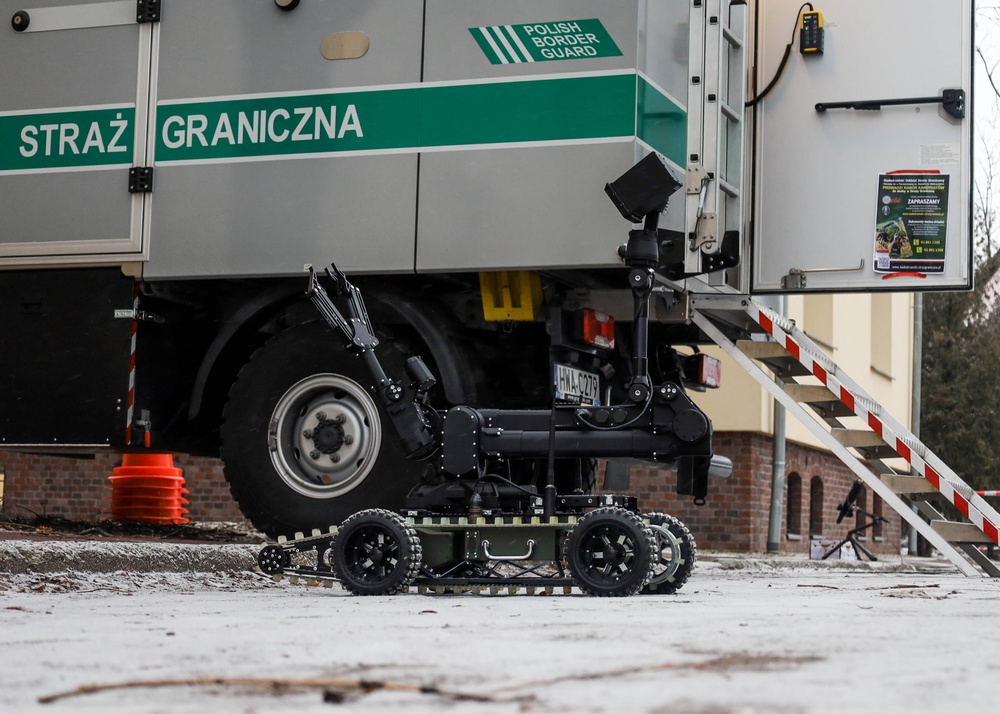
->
[[1, 544, 998, 714]]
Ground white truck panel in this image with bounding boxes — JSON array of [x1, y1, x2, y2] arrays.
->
[[0, 0, 149, 262], [750, 0, 972, 293]]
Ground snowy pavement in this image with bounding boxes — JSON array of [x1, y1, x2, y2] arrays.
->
[[1, 542, 999, 713]]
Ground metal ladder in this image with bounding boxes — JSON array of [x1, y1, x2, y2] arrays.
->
[[685, 0, 746, 278], [689, 294, 1000, 577]]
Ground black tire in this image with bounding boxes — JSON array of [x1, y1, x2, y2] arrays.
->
[[331, 509, 421, 595], [221, 320, 427, 538], [641, 512, 697, 595], [257, 544, 290, 575], [564, 507, 656, 597]]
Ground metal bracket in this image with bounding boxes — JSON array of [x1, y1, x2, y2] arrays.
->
[[685, 166, 710, 195], [686, 166, 717, 252], [137, 0, 160, 23], [691, 213, 718, 252], [781, 259, 865, 289], [128, 166, 154, 193], [816, 89, 965, 120]]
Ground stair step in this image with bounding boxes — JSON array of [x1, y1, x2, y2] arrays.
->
[[736, 340, 812, 377], [930, 520, 993, 545], [880, 474, 939, 495], [783, 384, 855, 418], [831, 429, 885, 448], [783, 383, 833, 402]]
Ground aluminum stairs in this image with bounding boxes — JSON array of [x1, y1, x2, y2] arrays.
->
[[690, 294, 1000, 577]]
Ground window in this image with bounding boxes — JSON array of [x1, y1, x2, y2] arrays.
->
[[855, 486, 868, 532], [809, 476, 824, 536], [873, 494, 884, 539], [787, 472, 802, 537]]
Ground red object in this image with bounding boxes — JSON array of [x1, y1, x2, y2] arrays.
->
[[108, 453, 190, 524], [692, 353, 722, 388], [582, 308, 614, 349]]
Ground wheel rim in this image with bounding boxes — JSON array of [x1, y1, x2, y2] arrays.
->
[[649, 522, 684, 585], [341, 524, 402, 584], [268, 374, 382, 498], [577, 522, 643, 586]]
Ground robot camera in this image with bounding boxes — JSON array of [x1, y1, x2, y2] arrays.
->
[[605, 152, 682, 223]]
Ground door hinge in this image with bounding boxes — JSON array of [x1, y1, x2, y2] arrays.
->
[[137, 0, 161, 23], [128, 167, 154, 193]]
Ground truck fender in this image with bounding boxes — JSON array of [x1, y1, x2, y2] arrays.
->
[[366, 289, 487, 407], [188, 286, 484, 420], [187, 284, 300, 421]]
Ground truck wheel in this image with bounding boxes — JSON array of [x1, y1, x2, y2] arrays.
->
[[221, 321, 426, 538]]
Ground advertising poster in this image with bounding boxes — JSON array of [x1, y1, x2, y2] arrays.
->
[[874, 173, 949, 274]]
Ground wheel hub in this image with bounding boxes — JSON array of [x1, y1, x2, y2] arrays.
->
[[602, 541, 628, 566], [268, 374, 382, 498], [310, 417, 346, 454]]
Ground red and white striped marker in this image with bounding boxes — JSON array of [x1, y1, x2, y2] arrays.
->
[[125, 282, 139, 446], [751, 301, 1000, 546]]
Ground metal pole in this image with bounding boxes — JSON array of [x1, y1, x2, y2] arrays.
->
[[909, 292, 923, 555], [766, 295, 788, 553]]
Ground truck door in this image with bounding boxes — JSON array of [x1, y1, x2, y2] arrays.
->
[[147, 1, 423, 279], [749, 0, 972, 293], [0, 0, 152, 264]]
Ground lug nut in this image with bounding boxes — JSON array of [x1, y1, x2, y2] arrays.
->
[[303, 429, 313, 438], [309, 450, 321, 459], [316, 412, 327, 421], [343, 434, 354, 445], [334, 414, 347, 424], [330, 454, 341, 463]]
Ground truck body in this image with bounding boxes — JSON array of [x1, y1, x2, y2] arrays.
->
[[0, 0, 973, 536]]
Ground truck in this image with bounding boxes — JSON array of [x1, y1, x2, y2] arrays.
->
[[0, 0, 977, 564]]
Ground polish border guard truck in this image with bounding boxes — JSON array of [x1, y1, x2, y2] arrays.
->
[[0, 0, 973, 541]]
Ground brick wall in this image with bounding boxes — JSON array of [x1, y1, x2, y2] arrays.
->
[[0, 451, 244, 524], [616, 432, 902, 557], [0, 432, 902, 556]]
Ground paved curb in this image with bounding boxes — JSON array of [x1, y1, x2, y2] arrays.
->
[[0, 539, 964, 576], [0, 540, 260, 574]]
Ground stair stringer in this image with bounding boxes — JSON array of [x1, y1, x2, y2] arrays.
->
[[691, 304, 984, 577]]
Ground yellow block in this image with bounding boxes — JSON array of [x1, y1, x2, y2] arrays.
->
[[479, 271, 543, 321]]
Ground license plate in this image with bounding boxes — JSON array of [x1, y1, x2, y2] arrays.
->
[[554, 363, 601, 406]]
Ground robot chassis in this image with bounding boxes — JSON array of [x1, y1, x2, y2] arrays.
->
[[257, 156, 724, 597]]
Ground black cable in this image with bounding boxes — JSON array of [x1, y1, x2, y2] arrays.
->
[[745, 2, 813, 108]]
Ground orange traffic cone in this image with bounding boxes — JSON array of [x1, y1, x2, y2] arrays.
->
[[108, 453, 190, 525]]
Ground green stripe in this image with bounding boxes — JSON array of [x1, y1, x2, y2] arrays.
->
[[470, 27, 504, 64], [637, 77, 686, 166], [487, 27, 518, 63], [4, 75, 690, 171], [0, 107, 134, 172], [155, 74, 639, 163]]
